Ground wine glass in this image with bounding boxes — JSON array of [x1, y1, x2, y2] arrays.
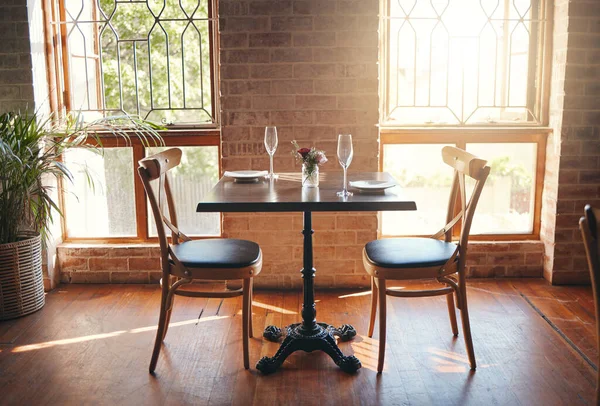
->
[[336, 134, 353, 197], [264, 126, 278, 179]]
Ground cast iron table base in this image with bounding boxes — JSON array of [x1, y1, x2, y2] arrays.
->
[[255, 212, 362, 375]]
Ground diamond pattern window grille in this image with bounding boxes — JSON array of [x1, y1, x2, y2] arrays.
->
[[382, 0, 548, 126], [52, 0, 217, 125]]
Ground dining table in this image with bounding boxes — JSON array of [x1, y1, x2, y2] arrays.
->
[[196, 171, 417, 374]]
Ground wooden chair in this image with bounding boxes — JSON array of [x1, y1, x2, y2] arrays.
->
[[138, 148, 262, 372], [363, 146, 490, 373], [579, 205, 600, 405]]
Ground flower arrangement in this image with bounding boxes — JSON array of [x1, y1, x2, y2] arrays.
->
[[291, 140, 328, 184]]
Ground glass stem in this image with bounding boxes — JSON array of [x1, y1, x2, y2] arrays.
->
[[343, 166, 348, 193], [269, 154, 274, 176]]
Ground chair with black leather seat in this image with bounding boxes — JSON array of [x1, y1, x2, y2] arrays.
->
[[363, 146, 490, 373], [579, 205, 600, 405], [138, 148, 262, 372]]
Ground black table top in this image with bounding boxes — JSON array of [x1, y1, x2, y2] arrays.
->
[[196, 172, 417, 213]]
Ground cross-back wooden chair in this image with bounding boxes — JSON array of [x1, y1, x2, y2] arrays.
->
[[363, 146, 490, 373], [579, 205, 600, 405], [138, 148, 262, 372]]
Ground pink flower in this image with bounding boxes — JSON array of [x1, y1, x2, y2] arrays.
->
[[316, 151, 328, 165]]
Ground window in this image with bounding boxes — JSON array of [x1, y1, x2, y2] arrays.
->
[[61, 137, 220, 242], [147, 146, 220, 237], [48, 0, 218, 126], [63, 147, 137, 238], [380, 0, 550, 238], [382, 0, 549, 126], [46, 0, 221, 241]]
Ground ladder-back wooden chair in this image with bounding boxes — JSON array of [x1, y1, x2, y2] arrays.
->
[[579, 205, 600, 405], [138, 148, 263, 372], [363, 146, 490, 373]]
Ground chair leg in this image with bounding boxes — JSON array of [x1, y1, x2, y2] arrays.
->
[[377, 278, 387, 374], [162, 296, 175, 341], [248, 278, 254, 338], [149, 285, 170, 373], [458, 286, 476, 370], [368, 276, 378, 338], [242, 278, 251, 370], [446, 293, 459, 337]]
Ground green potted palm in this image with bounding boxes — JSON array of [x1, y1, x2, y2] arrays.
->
[[0, 112, 162, 320]]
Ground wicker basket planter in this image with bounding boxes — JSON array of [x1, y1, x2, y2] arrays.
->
[[0, 232, 45, 320]]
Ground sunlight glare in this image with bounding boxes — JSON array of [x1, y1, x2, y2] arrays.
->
[[338, 291, 371, 299], [251, 301, 297, 315], [12, 315, 229, 353]]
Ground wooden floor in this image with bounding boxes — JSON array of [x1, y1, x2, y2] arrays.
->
[[0, 279, 596, 405]]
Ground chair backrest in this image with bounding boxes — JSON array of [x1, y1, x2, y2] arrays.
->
[[138, 148, 188, 261], [433, 146, 490, 261], [580, 206, 600, 403]]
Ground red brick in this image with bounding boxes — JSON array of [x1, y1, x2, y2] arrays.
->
[[315, 110, 356, 124], [221, 17, 269, 32], [252, 95, 295, 110], [249, 216, 294, 230], [108, 247, 152, 257], [227, 81, 271, 95], [271, 110, 314, 125], [222, 49, 270, 64], [487, 253, 525, 266], [295, 95, 336, 109], [558, 184, 600, 199], [220, 33, 248, 49], [249, 33, 292, 47], [249, 0, 292, 15], [221, 65, 250, 79], [272, 80, 314, 94], [221, 96, 252, 110], [335, 245, 363, 260], [225, 111, 270, 126], [336, 215, 377, 230], [223, 216, 249, 230], [250, 64, 293, 78], [293, 32, 336, 47], [293, 63, 337, 78], [314, 16, 356, 31], [88, 257, 128, 271], [271, 16, 313, 31], [271, 48, 313, 62], [128, 257, 161, 271], [314, 79, 357, 94], [59, 257, 88, 271], [293, 0, 337, 15]]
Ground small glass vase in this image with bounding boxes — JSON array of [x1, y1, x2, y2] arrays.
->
[[302, 163, 319, 188]]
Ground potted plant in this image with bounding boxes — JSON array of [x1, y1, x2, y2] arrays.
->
[[0, 112, 162, 320]]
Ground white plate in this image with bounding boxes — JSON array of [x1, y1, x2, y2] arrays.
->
[[349, 180, 396, 192], [224, 170, 268, 181]]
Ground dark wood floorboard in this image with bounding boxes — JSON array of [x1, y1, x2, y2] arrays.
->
[[0, 280, 596, 405]]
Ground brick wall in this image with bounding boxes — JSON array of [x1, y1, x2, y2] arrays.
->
[[1, 0, 60, 291], [542, 0, 600, 284], [55, 0, 545, 288], [218, 0, 380, 288], [57, 240, 543, 287], [41, 0, 597, 288], [0, 0, 35, 112]]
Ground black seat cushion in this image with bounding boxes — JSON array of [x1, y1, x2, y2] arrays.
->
[[365, 238, 457, 269], [170, 239, 261, 269]]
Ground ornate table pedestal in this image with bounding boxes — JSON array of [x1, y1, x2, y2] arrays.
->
[[256, 212, 361, 374]]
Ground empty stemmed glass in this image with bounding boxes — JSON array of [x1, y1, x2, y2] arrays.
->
[[336, 134, 353, 197], [264, 126, 278, 179]]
